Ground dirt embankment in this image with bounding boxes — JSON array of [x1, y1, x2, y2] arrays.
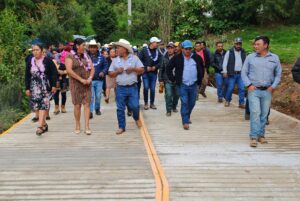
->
[[272, 64, 300, 120]]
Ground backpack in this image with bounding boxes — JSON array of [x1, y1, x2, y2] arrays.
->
[[292, 58, 300, 84]]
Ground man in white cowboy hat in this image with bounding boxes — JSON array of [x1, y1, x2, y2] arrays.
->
[[139, 36, 162, 110], [108, 39, 144, 135], [88, 39, 108, 119]]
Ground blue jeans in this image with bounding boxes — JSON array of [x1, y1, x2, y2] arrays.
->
[[214, 73, 225, 99], [164, 82, 179, 113], [248, 89, 272, 139], [225, 74, 245, 105], [116, 85, 140, 129], [142, 72, 157, 105], [179, 83, 197, 125], [90, 80, 103, 112]]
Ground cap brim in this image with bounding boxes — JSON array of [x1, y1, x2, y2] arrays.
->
[[114, 42, 134, 54]]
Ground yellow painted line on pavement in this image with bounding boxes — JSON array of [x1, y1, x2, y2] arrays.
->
[[0, 113, 31, 137], [139, 112, 169, 201]]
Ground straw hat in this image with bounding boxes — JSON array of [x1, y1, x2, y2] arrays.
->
[[88, 39, 101, 48], [114, 39, 133, 54]]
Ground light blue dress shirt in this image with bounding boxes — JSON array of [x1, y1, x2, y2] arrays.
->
[[241, 52, 282, 89], [182, 54, 197, 86]]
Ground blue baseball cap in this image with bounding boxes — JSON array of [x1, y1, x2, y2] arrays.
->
[[181, 40, 193, 49]]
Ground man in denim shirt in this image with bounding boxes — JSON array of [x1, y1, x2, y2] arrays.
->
[[88, 40, 108, 119], [242, 36, 282, 147]]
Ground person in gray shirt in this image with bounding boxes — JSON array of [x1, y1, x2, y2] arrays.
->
[[242, 36, 282, 147], [108, 39, 144, 135]]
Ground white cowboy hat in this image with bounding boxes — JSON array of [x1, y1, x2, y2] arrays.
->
[[114, 39, 133, 54], [88, 39, 101, 48]]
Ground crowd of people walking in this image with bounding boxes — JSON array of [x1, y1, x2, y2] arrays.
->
[[25, 35, 283, 147]]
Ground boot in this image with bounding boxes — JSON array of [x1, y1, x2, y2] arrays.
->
[[54, 105, 60, 115], [61, 105, 67, 113]]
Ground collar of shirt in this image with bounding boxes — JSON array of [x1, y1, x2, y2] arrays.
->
[[254, 51, 272, 58]]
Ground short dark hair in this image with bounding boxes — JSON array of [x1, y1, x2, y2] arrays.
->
[[33, 43, 44, 51], [254, 36, 270, 47], [215, 41, 223, 46], [195, 41, 206, 46]]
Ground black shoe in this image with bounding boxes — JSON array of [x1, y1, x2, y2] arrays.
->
[[266, 119, 270, 125], [89, 112, 93, 119], [127, 111, 132, 116], [96, 110, 101, 115], [245, 113, 250, 120], [32, 117, 39, 123], [46, 116, 51, 120], [218, 98, 223, 103], [166, 112, 171, 117], [172, 108, 178, 113]]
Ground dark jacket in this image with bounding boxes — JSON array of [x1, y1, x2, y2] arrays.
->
[[139, 46, 162, 73], [211, 50, 226, 73], [226, 47, 246, 75], [25, 56, 58, 90], [89, 51, 108, 80], [292, 58, 300, 84], [166, 53, 204, 86], [158, 53, 175, 82]]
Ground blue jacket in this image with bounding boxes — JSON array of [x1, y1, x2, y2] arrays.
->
[[89, 51, 108, 80]]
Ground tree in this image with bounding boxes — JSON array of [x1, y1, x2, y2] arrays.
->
[[91, 0, 117, 43]]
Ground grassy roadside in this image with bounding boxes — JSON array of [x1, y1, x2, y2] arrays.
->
[[205, 25, 300, 64]]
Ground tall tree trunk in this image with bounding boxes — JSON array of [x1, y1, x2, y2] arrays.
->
[[159, 0, 173, 43]]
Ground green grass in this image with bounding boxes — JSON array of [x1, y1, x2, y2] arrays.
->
[[205, 25, 300, 64]]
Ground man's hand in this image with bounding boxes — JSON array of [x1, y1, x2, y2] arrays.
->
[[159, 81, 164, 86], [151, 67, 156, 71], [223, 73, 228, 78], [267, 86, 273, 93], [147, 66, 152, 72], [25, 90, 31, 97], [51, 87, 57, 94], [116, 67, 124, 74], [126, 67, 135, 74], [248, 85, 256, 92], [99, 72, 105, 78]]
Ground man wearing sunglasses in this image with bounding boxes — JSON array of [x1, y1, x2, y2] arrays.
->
[[167, 40, 204, 130]]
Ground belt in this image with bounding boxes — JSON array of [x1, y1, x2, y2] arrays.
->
[[256, 86, 269, 90], [234, 71, 241, 74], [117, 83, 137, 87]]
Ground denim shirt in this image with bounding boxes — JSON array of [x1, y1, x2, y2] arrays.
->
[[182, 54, 197, 86], [89, 51, 108, 81], [241, 52, 282, 89]]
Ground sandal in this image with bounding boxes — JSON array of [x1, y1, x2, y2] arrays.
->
[[105, 97, 109, 103], [43, 124, 48, 132], [74, 130, 81, 134], [36, 127, 44, 136], [84, 129, 92, 135], [116, 128, 125, 135]]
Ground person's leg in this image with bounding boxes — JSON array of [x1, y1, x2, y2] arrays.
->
[[259, 90, 272, 137], [248, 90, 262, 139], [237, 74, 245, 105], [225, 75, 235, 104], [95, 80, 103, 112], [214, 73, 224, 100], [83, 103, 91, 131], [74, 104, 81, 131], [179, 84, 189, 125], [127, 86, 140, 121], [188, 84, 198, 121], [142, 74, 150, 106], [149, 72, 158, 106], [172, 84, 180, 111], [61, 92, 67, 113], [199, 69, 208, 97], [38, 110, 46, 128], [116, 86, 127, 130], [137, 76, 142, 100], [90, 81, 96, 112], [164, 82, 173, 113]]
